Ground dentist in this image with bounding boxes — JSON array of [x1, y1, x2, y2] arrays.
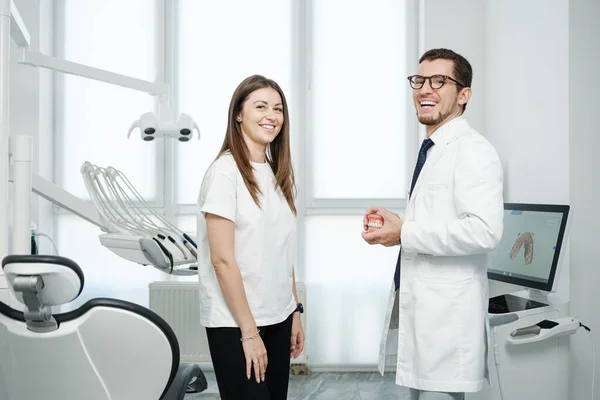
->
[[362, 48, 504, 400]]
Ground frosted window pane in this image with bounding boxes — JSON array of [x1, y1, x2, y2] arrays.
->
[[59, 0, 158, 200], [176, 214, 196, 237], [304, 215, 400, 366], [175, 0, 293, 204], [311, 1, 408, 198]]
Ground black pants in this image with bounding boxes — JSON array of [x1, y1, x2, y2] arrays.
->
[[206, 312, 294, 400]]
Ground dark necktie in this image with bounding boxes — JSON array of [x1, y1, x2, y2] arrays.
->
[[394, 138, 435, 290]]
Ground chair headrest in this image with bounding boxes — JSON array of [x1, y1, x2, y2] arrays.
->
[[2, 255, 85, 306]]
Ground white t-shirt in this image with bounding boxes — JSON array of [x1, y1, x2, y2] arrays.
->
[[196, 153, 297, 327]]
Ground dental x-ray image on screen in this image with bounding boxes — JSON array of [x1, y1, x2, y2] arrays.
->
[[487, 203, 570, 292]]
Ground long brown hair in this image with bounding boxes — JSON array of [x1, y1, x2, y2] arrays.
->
[[217, 75, 297, 215]]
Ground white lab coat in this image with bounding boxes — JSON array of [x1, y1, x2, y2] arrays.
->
[[378, 117, 504, 393]]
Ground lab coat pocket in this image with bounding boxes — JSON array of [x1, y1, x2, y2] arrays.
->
[[413, 280, 467, 375], [418, 184, 452, 219], [423, 183, 448, 192], [417, 256, 475, 284]]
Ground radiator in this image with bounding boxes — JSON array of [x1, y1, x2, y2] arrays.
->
[[149, 281, 307, 364], [149, 281, 209, 362]]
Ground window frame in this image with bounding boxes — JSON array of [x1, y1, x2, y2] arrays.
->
[[52, 0, 421, 256], [302, 0, 420, 215], [52, 0, 168, 221]]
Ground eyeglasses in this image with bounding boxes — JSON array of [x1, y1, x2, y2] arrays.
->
[[407, 75, 466, 90]]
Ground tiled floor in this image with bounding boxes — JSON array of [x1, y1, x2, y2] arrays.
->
[[185, 371, 411, 400]]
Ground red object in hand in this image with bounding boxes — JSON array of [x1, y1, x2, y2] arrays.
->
[[367, 214, 384, 232]]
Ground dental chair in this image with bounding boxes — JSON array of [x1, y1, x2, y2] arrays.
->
[[0, 254, 207, 400]]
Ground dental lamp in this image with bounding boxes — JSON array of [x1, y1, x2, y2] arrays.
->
[[127, 99, 200, 142]]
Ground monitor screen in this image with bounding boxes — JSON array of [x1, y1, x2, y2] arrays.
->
[[487, 203, 570, 292]]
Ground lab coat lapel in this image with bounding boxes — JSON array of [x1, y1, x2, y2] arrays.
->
[[408, 117, 467, 204], [408, 139, 447, 204]]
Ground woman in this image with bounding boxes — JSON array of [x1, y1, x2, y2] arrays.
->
[[196, 74, 304, 399]]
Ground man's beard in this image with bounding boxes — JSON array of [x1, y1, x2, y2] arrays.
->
[[417, 109, 452, 126]]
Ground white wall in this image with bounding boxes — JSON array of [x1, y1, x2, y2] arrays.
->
[[421, 0, 570, 299], [569, 0, 600, 398], [483, 1, 570, 205], [419, 0, 486, 134]]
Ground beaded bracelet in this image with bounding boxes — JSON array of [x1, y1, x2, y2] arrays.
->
[[240, 329, 260, 342]]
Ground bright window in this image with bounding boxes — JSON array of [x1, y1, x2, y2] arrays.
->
[[310, 0, 409, 199], [175, 0, 294, 205], [57, 0, 160, 201]]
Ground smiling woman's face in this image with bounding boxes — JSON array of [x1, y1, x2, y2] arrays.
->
[[237, 87, 284, 149]]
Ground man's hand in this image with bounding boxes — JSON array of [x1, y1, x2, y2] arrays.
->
[[362, 206, 404, 247]]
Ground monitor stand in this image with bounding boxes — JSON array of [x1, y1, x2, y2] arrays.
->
[[526, 288, 550, 302], [488, 290, 549, 314]]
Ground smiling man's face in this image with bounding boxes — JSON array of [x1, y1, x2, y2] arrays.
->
[[412, 59, 469, 134]]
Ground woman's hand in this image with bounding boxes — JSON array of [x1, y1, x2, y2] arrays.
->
[[242, 332, 268, 383], [290, 313, 305, 359]]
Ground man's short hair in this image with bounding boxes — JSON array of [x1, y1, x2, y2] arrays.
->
[[419, 48, 472, 111]]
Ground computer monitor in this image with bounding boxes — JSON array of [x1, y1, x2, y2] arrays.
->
[[487, 203, 571, 297]]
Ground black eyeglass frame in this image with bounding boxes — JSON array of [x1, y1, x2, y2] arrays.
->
[[407, 74, 467, 90]]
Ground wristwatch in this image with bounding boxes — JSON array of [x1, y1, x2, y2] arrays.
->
[[294, 303, 304, 314]]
